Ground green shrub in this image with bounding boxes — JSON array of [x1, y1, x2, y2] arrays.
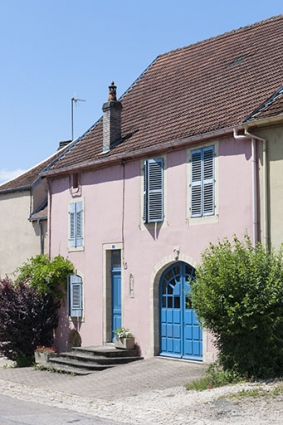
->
[[15, 254, 74, 300], [190, 235, 283, 379]]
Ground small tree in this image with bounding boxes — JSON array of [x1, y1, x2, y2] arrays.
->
[[191, 235, 283, 379], [0, 278, 60, 365], [0, 255, 74, 366]]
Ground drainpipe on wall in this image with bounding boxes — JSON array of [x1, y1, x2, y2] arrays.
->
[[244, 128, 268, 250], [233, 129, 258, 246], [47, 180, 52, 259], [37, 219, 44, 254]]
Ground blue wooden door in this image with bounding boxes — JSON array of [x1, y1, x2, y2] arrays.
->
[[111, 250, 121, 340], [160, 262, 202, 360]]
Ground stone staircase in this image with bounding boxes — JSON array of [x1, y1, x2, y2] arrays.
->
[[47, 345, 143, 375]]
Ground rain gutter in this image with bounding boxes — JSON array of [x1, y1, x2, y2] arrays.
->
[[41, 126, 235, 177]]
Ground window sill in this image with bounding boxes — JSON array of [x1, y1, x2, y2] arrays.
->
[[68, 246, 85, 252], [186, 214, 219, 226]]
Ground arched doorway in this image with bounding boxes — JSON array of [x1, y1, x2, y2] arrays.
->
[[159, 261, 202, 360]]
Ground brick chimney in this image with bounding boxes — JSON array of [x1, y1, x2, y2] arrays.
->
[[102, 82, 122, 152]]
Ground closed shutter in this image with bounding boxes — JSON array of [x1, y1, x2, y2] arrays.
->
[[203, 146, 214, 216], [191, 150, 202, 217], [69, 201, 83, 247], [68, 275, 83, 317], [144, 158, 164, 223], [143, 161, 147, 223], [69, 203, 76, 247], [75, 201, 83, 246], [191, 146, 214, 217]]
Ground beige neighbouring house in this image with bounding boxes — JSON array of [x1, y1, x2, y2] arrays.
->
[[0, 142, 71, 278], [242, 87, 283, 250]]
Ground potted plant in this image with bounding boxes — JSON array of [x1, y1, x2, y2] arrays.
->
[[113, 327, 135, 350], [34, 346, 57, 364]]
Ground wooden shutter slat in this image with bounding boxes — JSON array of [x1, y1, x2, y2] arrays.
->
[[143, 161, 147, 223], [68, 275, 83, 317], [69, 203, 76, 247], [203, 146, 214, 216], [191, 150, 202, 217], [75, 201, 83, 246], [191, 146, 214, 217], [147, 158, 164, 223]]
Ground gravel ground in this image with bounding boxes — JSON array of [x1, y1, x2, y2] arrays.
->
[[0, 357, 282, 424], [0, 374, 282, 424]]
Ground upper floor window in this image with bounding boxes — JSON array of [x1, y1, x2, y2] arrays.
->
[[72, 173, 79, 189], [143, 158, 164, 223], [190, 146, 214, 217], [69, 200, 83, 248]]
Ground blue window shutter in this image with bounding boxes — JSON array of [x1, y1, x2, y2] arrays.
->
[[191, 146, 214, 217], [69, 201, 83, 248], [68, 275, 83, 317], [147, 158, 164, 223], [203, 146, 214, 216], [75, 201, 83, 246], [143, 161, 147, 223], [191, 150, 202, 217], [69, 203, 76, 247]]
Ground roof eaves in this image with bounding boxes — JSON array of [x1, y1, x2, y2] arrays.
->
[[0, 185, 32, 195], [42, 125, 236, 177]]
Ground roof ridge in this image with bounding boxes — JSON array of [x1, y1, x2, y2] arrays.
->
[[159, 14, 283, 58]]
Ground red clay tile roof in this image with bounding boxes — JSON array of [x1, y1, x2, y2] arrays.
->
[[0, 145, 71, 192], [46, 15, 283, 174], [244, 88, 283, 122]]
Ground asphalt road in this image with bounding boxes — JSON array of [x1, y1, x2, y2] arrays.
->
[[0, 394, 130, 425]]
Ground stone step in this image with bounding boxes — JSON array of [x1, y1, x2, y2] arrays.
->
[[49, 356, 114, 371], [47, 362, 92, 376], [44, 345, 143, 375], [58, 352, 142, 365], [72, 345, 139, 358]]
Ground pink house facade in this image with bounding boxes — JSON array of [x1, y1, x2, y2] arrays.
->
[[43, 16, 283, 362], [48, 134, 253, 362]]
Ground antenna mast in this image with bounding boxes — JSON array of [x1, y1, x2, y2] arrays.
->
[[71, 96, 86, 140]]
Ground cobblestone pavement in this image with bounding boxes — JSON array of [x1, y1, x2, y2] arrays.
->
[[0, 357, 205, 399], [0, 357, 283, 424]]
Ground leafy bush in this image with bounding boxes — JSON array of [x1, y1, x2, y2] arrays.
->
[[0, 278, 60, 366], [15, 254, 74, 300], [191, 235, 283, 379]]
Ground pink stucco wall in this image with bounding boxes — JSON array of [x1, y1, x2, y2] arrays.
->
[[49, 136, 253, 359]]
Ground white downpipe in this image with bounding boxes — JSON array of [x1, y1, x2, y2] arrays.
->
[[233, 129, 258, 246], [251, 138, 258, 244], [244, 129, 268, 249]]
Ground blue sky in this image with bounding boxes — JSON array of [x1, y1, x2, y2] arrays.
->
[[0, 0, 282, 184]]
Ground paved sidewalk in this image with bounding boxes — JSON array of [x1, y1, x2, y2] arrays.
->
[[0, 356, 206, 400]]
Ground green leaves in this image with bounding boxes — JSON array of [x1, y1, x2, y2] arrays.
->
[[15, 254, 74, 300], [191, 235, 283, 378]]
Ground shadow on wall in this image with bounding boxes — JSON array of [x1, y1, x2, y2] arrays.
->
[[55, 303, 82, 353], [67, 329, 82, 352]]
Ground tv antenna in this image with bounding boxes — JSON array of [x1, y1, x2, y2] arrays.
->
[[71, 96, 86, 140]]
